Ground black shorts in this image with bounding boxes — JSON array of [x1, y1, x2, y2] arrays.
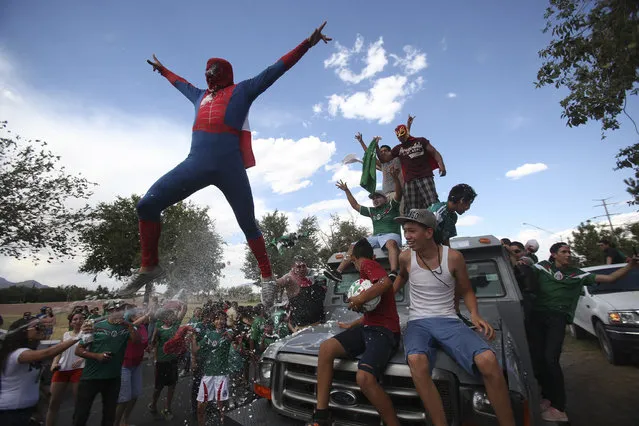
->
[[155, 359, 178, 389], [332, 325, 400, 379]]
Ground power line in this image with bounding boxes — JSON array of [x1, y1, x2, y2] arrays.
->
[[593, 198, 617, 238]]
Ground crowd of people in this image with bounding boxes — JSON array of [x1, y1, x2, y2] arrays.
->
[[0, 291, 325, 426]]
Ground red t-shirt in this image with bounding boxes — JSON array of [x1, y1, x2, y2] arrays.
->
[[359, 258, 400, 333], [391, 136, 438, 182], [123, 324, 148, 368]]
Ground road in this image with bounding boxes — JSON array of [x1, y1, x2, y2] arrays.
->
[[51, 333, 637, 425]]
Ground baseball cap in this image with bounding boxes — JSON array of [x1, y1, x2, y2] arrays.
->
[[368, 191, 387, 199], [103, 299, 126, 311], [394, 209, 437, 228]]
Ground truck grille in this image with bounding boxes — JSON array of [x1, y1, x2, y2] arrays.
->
[[271, 353, 459, 426]]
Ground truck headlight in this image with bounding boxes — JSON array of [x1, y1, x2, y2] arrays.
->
[[608, 311, 639, 325], [472, 391, 496, 416], [260, 360, 273, 382]]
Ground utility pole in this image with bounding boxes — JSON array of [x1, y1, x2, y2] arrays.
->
[[593, 198, 617, 238]]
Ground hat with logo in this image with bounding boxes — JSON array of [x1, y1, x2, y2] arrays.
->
[[394, 209, 437, 228]]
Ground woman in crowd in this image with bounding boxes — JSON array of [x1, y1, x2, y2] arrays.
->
[[0, 318, 83, 426], [46, 312, 86, 426]]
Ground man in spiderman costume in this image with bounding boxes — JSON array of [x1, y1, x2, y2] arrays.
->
[[117, 22, 332, 308]]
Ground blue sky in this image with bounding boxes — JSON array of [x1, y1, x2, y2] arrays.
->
[[1, 0, 638, 290]]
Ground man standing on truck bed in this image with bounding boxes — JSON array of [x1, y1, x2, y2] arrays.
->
[[324, 167, 403, 282], [392, 209, 516, 426]]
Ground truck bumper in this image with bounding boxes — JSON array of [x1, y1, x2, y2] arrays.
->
[[226, 398, 303, 426], [605, 325, 639, 352]]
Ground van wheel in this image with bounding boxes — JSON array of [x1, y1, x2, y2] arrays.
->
[[569, 324, 588, 340], [595, 322, 627, 365]]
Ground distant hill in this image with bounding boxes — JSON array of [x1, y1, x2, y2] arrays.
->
[[0, 277, 49, 289]]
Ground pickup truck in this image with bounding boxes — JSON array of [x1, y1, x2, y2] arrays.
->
[[570, 263, 639, 365], [228, 235, 545, 425]]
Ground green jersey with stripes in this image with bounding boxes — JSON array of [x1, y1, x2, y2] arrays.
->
[[199, 329, 231, 376], [532, 261, 596, 321], [427, 201, 457, 244]]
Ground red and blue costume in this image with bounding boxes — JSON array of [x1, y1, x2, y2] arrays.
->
[[137, 39, 312, 280]]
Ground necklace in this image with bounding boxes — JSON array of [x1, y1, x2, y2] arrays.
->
[[416, 246, 451, 288]]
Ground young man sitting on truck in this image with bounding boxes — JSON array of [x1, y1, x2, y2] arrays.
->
[[324, 167, 403, 282], [308, 239, 401, 426], [393, 209, 516, 426]]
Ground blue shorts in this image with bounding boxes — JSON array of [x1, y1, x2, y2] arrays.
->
[[333, 325, 400, 379], [403, 317, 493, 376], [366, 233, 401, 251], [118, 364, 143, 403]]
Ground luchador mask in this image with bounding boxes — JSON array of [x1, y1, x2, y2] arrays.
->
[[395, 124, 409, 142], [205, 58, 234, 91]]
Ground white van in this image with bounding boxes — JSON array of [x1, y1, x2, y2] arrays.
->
[[570, 263, 639, 364]]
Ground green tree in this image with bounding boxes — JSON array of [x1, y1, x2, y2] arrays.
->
[[317, 214, 370, 261], [242, 211, 322, 281], [0, 122, 96, 261], [79, 195, 225, 294], [569, 220, 638, 266], [536, 0, 638, 135]]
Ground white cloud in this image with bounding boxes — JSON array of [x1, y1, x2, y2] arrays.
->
[[326, 163, 363, 188], [446, 92, 457, 99], [312, 103, 323, 114], [457, 215, 483, 227], [324, 35, 388, 84], [327, 75, 417, 124], [249, 136, 336, 194], [390, 45, 427, 75], [441, 37, 448, 52], [505, 163, 548, 180], [321, 35, 428, 124]]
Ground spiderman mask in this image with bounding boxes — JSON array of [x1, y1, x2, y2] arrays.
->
[[205, 58, 234, 91]]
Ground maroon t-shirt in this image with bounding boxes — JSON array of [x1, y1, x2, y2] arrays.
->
[[391, 136, 437, 182], [359, 258, 400, 333]]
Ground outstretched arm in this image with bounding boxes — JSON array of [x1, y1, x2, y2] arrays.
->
[[147, 54, 204, 105], [336, 180, 361, 211], [242, 21, 331, 101]]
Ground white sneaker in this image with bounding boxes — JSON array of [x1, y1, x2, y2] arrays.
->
[[116, 265, 165, 298], [541, 407, 569, 422], [260, 276, 277, 309], [540, 398, 551, 412]]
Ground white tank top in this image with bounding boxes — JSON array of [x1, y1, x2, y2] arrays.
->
[[408, 246, 457, 321]]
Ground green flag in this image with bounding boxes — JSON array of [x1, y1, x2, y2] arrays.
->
[[360, 139, 378, 193]]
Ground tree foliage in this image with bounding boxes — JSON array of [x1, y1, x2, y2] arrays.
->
[[569, 220, 639, 266], [242, 211, 323, 281], [317, 214, 370, 262], [536, 0, 639, 136], [0, 122, 96, 261], [0, 284, 104, 304], [79, 195, 225, 294]]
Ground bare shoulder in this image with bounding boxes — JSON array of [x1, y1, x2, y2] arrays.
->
[[447, 247, 466, 270]]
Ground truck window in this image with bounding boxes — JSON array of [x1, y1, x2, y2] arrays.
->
[[333, 272, 404, 302], [467, 261, 506, 298]]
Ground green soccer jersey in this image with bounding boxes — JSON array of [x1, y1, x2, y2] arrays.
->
[[81, 320, 130, 380], [250, 316, 265, 344], [155, 324, 179, 362], [359, 198, 401, 236], [532, 261, 597, 321], [199, 329, 231, 376], [227, 343, 245, 373], [276, 321, 290, 339], [428, 201, 458, 245]]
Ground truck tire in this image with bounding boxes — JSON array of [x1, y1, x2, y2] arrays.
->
[[569, 324, 589, 340], [595, 321, 627, 365]]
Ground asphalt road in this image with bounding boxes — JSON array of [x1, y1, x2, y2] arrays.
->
[[51, 333, 637, 426]]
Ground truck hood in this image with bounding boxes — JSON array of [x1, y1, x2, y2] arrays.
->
[[264, 301, 522, 388], [592, 291, 639, 310]]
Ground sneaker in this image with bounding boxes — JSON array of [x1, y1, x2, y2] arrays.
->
[[260, 277, 277, 309], [323, 268, 343, 282], [541, 407, 569, 422], [147, 403, 158, 415], [540, 398, 551, 412], [388, 270, 398, 281], [117, 265, 166, 298], [161, 409, 174, 420]]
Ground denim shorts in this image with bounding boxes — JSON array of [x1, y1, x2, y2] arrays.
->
[[118, 365, 143, 403], [366, 233, 401, 251], [333, 325, 400, 379], [403, 317, 493, 376]]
